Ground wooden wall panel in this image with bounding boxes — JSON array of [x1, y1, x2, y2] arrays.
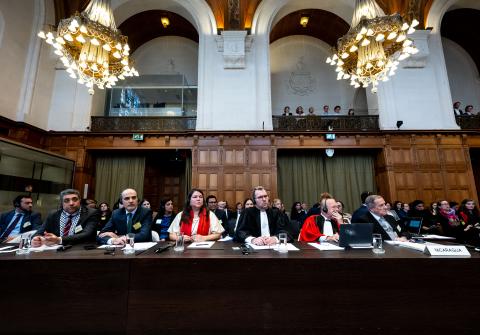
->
[[2, 122, 479, 207]]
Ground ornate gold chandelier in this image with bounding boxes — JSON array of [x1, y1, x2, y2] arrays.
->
[[327, 0, 419, 93], [38, 0, 138, 95]]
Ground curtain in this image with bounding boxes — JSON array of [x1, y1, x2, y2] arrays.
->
[[94, 156, 146, 207], [184, 153, 192, 201], [277, 151, 376, 213]]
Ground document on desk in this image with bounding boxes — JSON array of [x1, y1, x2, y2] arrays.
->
[[97, 245, 124, 249], [421, 234, 456, 240], [133, 242, 158, 251], [248, 243, 300, 251], [0, 246, 18, 253], [187, 241, 215, 249], [308, 242, 344, 251], [30, 244, 61, 252], [218, 236, 233, 242]]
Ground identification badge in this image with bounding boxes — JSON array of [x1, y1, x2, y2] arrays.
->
[[156, 219, 162, 225], [75, 225, 83, 233], [396, 225, 402, 233], [23, 221, 31, 228], [133, 222, 142, 230]]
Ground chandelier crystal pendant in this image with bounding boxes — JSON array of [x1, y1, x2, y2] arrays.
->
[[38, 0, 138, 95], [326, 0, 419, 93]]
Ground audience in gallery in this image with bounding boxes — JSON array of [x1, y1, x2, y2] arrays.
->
[[385, 201, 400, 221], [295, 106, 304, 115], [453, 101, 478, 116], [152, 199, 176, 241], [282, 106, 292, 116], [290, 201, 307, 226], [308, 106, 315, 115], [348, 108, 355, 116], [333, 105, 341, 114], [168, 189, 224, 242], [98, 202, 111, 230]]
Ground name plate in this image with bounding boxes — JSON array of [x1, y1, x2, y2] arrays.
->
[[425, 245, 470, 256]]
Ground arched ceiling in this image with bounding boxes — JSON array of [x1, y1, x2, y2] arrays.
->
[[53, 0, 434, 48], [270, 9, 349, 46], [118, 10, 198, 54], [441, 8, 480, 73]]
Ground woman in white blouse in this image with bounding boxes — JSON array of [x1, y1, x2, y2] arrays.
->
[[168, 188, 224, 242]]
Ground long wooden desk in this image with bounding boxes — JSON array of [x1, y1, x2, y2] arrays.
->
[[1, 242, 479, 334]]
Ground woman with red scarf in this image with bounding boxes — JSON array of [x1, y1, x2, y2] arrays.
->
[[168, 188, 224, 242]]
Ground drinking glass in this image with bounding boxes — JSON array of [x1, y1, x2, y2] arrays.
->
[[16, 233, 31, 255], [372, 234, 385, 254], [123, 233, 135, 255], [277, 233, 288, 253], [174, 232, 185, 252]]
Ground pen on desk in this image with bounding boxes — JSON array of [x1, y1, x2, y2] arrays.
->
[[195, 243, 209, 246]]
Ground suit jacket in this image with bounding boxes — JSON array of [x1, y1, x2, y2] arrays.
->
[[35, 207, 99, 245], [357, 211, 409, 241], [0, 210, 42, 237], [98, 206, 152, 244], [351, 205, 369, 223], [214, 209, 229, 237], [234, 207, 291, 242]]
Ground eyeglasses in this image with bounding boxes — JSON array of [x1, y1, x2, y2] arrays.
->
[[208, 201, 217, 204]]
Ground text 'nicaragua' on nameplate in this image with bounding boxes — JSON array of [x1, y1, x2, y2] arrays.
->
[[425, 245, 470, 256]]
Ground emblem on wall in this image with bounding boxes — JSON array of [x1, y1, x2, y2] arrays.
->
[[287, 57, 317, 96]]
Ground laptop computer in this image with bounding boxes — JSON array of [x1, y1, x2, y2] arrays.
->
[[339, 223, 373, 248], [403, 217, 423, 235]]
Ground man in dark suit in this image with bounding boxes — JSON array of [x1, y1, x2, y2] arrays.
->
[[98, 188, 152, 245], [356, 195, 409, 241], [0, 194, 42, 242], [351, 191, 373, 222], [206, 195, 229, 236], [32, 189, 99, 246], [235, 186, 290, 245]]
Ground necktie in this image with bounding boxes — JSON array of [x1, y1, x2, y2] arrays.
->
[[379, 217, 397, 240], [63, 215, 72, 236], [1, 214, 22, 238], [127, 213, 133, 233]]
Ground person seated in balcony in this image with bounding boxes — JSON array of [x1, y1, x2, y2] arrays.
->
[[348, 108, 355, 116], [282, 106, 292, 116], [296, 106, 304, 116], [464, 105, 475, 116], [334, 105, 341, 114], [308, 106, 315, 115], [322, 105, 329, 115], [453, 101, 464, 116]]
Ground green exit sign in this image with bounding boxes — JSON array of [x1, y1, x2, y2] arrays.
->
[[132, 134, 144, 141]]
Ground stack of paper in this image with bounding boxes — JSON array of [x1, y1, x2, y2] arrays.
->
[[187, 241, 215, 249], [308, 242, 344, 251]]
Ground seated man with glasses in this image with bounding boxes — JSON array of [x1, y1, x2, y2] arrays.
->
[[234, 186, 291, 246]]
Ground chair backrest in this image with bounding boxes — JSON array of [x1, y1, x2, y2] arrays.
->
[[151, 230, 160, 242]]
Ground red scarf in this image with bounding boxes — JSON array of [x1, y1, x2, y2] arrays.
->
[[180, 209, 210, 236]]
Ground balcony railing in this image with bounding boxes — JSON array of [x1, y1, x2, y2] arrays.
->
[[272, 115, 379, 131], [456, 115, 480, 129], [90, 116, 196, 132]]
